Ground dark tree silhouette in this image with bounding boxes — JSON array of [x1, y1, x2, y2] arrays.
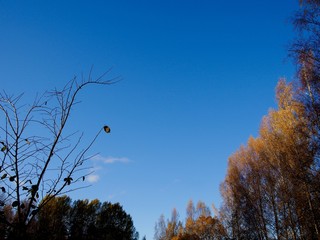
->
[[95, 202, 139, 240], [35, 196, 139, 240]]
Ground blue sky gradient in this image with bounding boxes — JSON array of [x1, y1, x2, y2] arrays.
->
[[0, 1, 299, 238]]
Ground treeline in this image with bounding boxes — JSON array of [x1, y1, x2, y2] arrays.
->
[[155, 1, 320, 239], [0, 195, 139, 240], [154, 200, 226, 240]]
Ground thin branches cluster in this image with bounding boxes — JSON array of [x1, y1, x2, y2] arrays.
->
[[0, 70, 117, 237]]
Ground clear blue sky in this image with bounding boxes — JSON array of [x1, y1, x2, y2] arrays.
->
[[0, 1, 299, 238]]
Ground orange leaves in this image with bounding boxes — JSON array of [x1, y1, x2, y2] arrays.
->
[[155, 200, 227, 240], [220, 77, 320, 238]]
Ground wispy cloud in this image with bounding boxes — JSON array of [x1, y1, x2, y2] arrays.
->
[[91, 154, 131, 164], [104, 156, 130, 164], [86, 155, 131, 184], [86, 174, 100, 183]]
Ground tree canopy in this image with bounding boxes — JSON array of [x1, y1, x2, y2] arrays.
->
[[219, 1, 320, 239]]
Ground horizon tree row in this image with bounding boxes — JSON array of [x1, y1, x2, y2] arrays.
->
[[154, 200, 226, 240], [0, 195, 139, 240]]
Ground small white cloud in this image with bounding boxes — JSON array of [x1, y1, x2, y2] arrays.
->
[[86, 174, 100, 183], [91, 155, 131, 164], [90, 154, 105, 161], [104, 156, 130, 164]]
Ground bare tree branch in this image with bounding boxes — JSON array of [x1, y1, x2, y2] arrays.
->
[[0, 69, 117, 235]]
